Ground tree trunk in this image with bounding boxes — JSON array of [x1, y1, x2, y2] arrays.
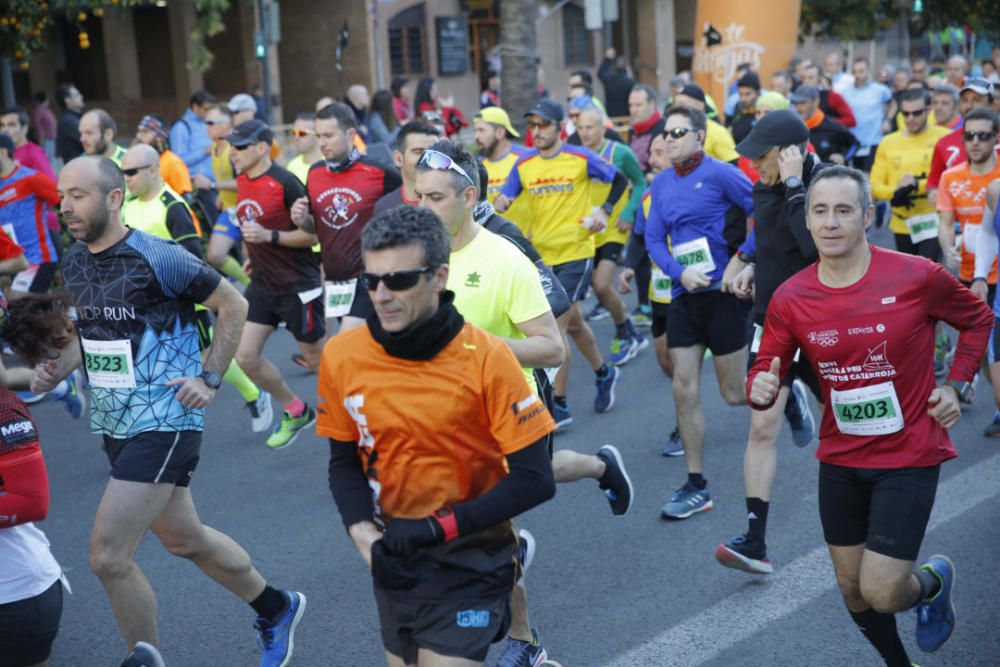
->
[[500, 0, 539, 137]]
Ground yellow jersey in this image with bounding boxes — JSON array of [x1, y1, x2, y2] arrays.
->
[[210, 141, 237, 210], [635, 191, 671, 305], [870, 125, 952, 235], [705, 120, 739, 163], [482, 145, 532, 230], [500, 144, 620, 266]]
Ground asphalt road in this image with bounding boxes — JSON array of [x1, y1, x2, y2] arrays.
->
[[33, 227, 1000, 666]]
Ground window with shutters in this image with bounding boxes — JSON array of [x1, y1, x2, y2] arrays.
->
[[562, 4, 593, 66], [389, 5, 427, 75]]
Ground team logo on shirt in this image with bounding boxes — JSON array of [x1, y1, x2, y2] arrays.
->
[[527, 177, 574, 196], [807, 329, 839, 347], [315, 186, 362, 230], [862, 341, 894, 373], [465, 271, 481, 288], [235, 199, 265, 226]]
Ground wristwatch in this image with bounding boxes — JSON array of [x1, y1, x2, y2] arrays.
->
[[270, 230, 280, 246], [784, 176, 803, 189], [199, 371, 223, 390], [945, 380, 973, 403], [737, 250, 755, 264], [600, 202, 615, 216]]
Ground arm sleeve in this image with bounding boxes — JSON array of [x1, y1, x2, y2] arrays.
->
[[974, 205, 997, 280], [452, 437, 555, 536], [328, 439, 376, 530], [602, 169, 628, 209], [738, 228, 756, 256], [745, 298, 799, 410], [499, 161, 524, 200], [165, 204, 203, 258], [0, 447, 50, 528], [927, 141, 947, 191], [28, 173, 60, 206], [482, 341, 556, 455], [281, 170, 308, 210], [147, 238, 221, 302], [383, 165, 403, 194], [720, 163, 755, 217], [619, 149, 648, 223], [924, 263, 993, 383], [644, 187, 685, 282], [869, 144, 894, 202], [623, 231, 647, 270], [839, 126, 860, 160], [828, 91, 857, 128]]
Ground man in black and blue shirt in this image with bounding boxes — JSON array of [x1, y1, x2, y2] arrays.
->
[[32, 156, 304, 667]]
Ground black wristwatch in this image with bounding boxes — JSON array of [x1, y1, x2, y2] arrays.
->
[[270, 229, 280, 246], [199, 371, 222, 390], [945, 380, 973, 403], [784, 176, 803, 189], [737, 250, 755, 264], [601, 202, 615, 216]]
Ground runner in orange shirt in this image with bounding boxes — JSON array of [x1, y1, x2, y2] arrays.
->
[[317, 205, 556, 667]]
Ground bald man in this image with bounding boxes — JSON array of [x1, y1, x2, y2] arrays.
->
[[79, 108, 125, 165], [345, 84, 371, 141], [946, 55, 967, 88]]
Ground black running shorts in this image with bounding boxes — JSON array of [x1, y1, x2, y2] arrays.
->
[[551, 258, 593, 303], [667, 290, 749, 355], [594, 241, 624, 264], [103, 430, 202, 487], [651, 301, 669, 339], [246, 282, 326, 343], [0, 579, 63, 666], [818, 463, 939, 561], [374, 584, 511, 664], [893, 233, 942, 262]]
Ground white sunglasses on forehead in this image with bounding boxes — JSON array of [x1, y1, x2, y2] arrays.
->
[[418, 149, 476, 187]]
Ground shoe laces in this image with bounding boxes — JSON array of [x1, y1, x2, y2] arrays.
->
[[497, 638, 533, 667], [255, 617, 275, 650], [671, 481, 698, 501]]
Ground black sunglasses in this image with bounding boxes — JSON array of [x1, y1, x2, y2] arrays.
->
[[963, 131, 996, 143], [360, 267, 433, 291], [122, 164, 155, 176], [662, 127, 695, 139], [900, 108, 927, 118]]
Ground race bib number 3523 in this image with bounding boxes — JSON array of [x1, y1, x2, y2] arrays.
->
[[81, 338, 137, 389]]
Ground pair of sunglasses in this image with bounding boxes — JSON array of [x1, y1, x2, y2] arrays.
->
[[360, 267, 433, 291], [417, 149, 475, 186], [122, 164, 155, 177], [963, 131, 996, 143], [661, 127, 696, 139], [290, 129, 315, 137]]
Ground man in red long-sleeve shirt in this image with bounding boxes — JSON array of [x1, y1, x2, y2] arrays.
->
[[926, 78, 997, 199], [747, 165, 991, 665], [802, 64, 857, 128]]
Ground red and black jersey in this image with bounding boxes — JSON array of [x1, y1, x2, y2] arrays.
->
[[306, 156, 402, 281], [236, 164, 320, 293], [748, 246, 992, 469]]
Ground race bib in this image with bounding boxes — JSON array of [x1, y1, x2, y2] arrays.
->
[[324, 279, 357, 318], [905, 213, 939, 244], [81, 338, 136, 389], [830, 381, 904, 436], [963, 223, 981, 253], [651, 266, 672, 302], [673, 237, 716, 275], [11, 265, 37, 293]]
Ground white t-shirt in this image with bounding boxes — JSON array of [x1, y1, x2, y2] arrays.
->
[[0, 522, 61, 604]]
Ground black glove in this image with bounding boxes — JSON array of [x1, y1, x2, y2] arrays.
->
[[890, 184, 917, 208], [381, 509, 458, 556], [370, 540, 419, 590]]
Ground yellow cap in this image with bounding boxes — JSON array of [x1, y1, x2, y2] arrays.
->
[[475, 107, 520, 138], [756, 91, 790, 111]]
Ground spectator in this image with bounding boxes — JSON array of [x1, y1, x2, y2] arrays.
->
[[627, 84, 665, 175], [801, 64, 857, 127], [790, 85, 858, 164], [947, 55, 968, 87], [250, 83, 267, 121], [568, 69, 593, 89], [345, 84, 372, 141], [1, 107, 53, 180], [823, 51, 853, 92], [31, 92, 57, 164], [169, 90, 217, 222], [480, 70, 500, 109], [841, 58, 892, 170], [724, 63, 754, 118], [414, 76, 466, 137], [912, 57, 930, 82], [135, 114, 193, 195], [982, 59, 998, 83], [369, 89, 400, 145], [932, 84, 963, 130], [391, 77, 412, 123], [598, 48, 636, 119], [771, 70, 793, 98], [727, 72, 759, 144], [54, 82, 84, 164]]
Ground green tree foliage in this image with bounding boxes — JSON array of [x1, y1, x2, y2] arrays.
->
[[801, 0, 1000, 41]]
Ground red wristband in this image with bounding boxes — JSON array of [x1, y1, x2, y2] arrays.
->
[[433, 508, 459, 542]]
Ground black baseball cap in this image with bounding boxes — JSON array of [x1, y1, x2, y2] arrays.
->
[[736, 109, 810, 159], [524, 98, 564, 123], [225, 120, 273, 148], [678, 84, 707, 104]]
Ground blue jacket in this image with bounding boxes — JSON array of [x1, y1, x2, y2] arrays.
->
[[169, 109, 214, 181]]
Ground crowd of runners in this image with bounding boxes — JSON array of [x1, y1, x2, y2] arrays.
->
[[3, 46, 1000, 667]]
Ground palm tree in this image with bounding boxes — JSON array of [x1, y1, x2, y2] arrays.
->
[[500, 0, 539, 137]]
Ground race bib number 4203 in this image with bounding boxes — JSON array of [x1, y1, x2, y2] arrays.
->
[[830, 381, 903, 436]]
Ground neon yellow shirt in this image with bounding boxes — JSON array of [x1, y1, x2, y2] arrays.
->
[[870, 125, 951, 234], [211, 141, 238, 210], [705, 120, 739, 163], [287, 154, 314, 184], [500, 144, 620, 266], [448, 227, 551, 389]]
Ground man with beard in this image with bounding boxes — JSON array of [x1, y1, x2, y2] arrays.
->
[[79, 109, 125, 165]]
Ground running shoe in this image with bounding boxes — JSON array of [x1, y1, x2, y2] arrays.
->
[[661, 481, 713, 519], [584, 303, 610, 321], [594, 365, 620, 413], [630, 305, 652, 329], [660, 427, 684, 457], [914, 555, 956, 653], [255, 590, 306, 667], [609, 335, 639, 366], [596, 445, 634, 515], [516, 528, 535, 584], [246, 390, 274, 433], [52, 369, 86, 420], [16, 390, 47, 405], [266, 405, 316, 449], [120, 642, 166, 667], [983, 412, 1000, 438], [289, 353, 315, 373], [785, 379, 816, 448], [714, 534, 774, 575], [495, 627, 547, 667], [551, 402, 573, 432]]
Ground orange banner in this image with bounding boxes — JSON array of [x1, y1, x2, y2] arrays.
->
[[692, 0, 802, 112]]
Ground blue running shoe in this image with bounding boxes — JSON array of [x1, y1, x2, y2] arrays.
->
[[661, 481, 713, 519], [594, 365, 620, 413], [597, 445, 634, 515], [609, 335, 638, 366], [495, 627, 548, 667], [551, 402, 573, 432], [915, 555, 956, 653], [16, 390, 47, 405], [255, 590, 306, 667], [52, 369, 86, 420], [120, 641, 165, 667], [785, 379, 815, 448], [715, 535, 774, 575], [660, 427, 684, 457]]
